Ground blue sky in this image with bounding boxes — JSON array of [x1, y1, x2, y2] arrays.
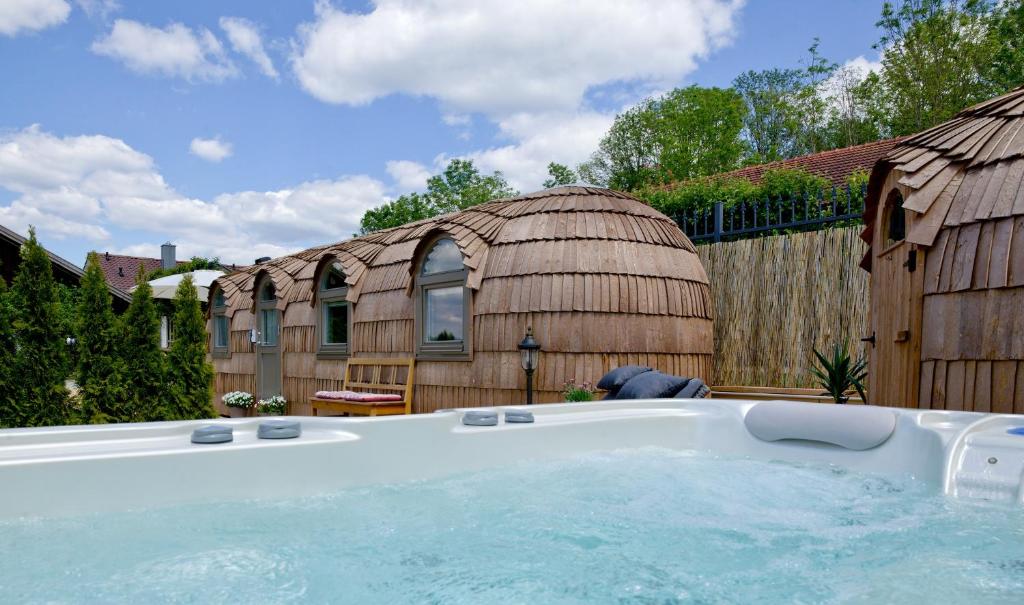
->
[[0, 0, 883, 265]]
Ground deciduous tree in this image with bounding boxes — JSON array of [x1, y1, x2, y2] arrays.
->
[[542, 162, 577, 188], [359, 159, 518, 233]]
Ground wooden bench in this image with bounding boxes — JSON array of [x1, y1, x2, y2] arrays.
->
[[310, 358, 415, 417], [711, 385, 864, 404]]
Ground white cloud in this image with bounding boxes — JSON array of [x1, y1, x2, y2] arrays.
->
[[437, 110, 613, 192], [291, 0, 743, 115], [189, 136, 233, 162], [842, 55, 883, 77], [91, 19, 237, 82], [0, 0, 69, 36], [385, 160, 431, 191], [0, 126, 386, 264], [291, 0, 743, 191], [75, 0, 118, 20], [219, 16, 279, 79]]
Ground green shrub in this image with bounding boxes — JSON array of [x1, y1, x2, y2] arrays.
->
[[562, 379, 595, 402], [810, 342, 868, 404], [76, 252, 126, 423], [120, 266, 168, 422], [11, 228, 69, 427], [0, 277, 17, 428], [166, 276, 215, 420], [638, 167, 832, 218]]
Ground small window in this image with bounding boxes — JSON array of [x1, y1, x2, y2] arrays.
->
[[211, 286, 230, 356], [421, 239, 464, 275], [416, 238, 469, 357], [323, 301, 349, 344], [322, 262, 347, 290], [884, 189, 906, 246], [317, 259, 351, 357], [214, 315, 229, 348], [424, 286, 464, 342], [255, 277, 279, 347], [260, 308, 278, 346]]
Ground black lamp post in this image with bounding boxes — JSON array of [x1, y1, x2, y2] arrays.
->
[[518, 326, 541, 405]]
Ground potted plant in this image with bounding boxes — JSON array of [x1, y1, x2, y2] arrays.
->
[[222, 391, 255, 417], [810, 342, 868, 404], [257, 395, 287, 416], [562, 379, 595, 402]]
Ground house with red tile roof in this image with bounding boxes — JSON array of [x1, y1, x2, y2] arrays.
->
[[695, 137, 908, 187], [94, 243, 185, 292]]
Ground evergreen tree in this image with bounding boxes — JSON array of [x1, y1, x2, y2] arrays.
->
[[76, 252, 125, 423], [120, 265, 168, 422], [0, 277, 18, 428], [166, 276, 215, 420], [11, 227, 68, 426]]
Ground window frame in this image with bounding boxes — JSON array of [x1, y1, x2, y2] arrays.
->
[[211, 286, 230, 358], [879, 188, 908, 255], [255, 276, 279, 347], [316, 260, 352, 359], [415, 236, 471, 360]]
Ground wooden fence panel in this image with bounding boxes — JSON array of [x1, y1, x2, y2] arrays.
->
[[698, 226, 869, 388]]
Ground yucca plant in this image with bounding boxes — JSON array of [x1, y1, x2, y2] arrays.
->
[[811, 342, 868, 404]]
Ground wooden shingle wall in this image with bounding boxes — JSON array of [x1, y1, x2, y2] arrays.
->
[[208, 187, 713, 414], [863, 85, 1024, 411]]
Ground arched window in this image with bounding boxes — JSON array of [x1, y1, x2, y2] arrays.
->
[[318, 260, 351, 358], [416, 237, 470, 357], [256, 277, 278, 346], [211, 286, 230, 357], [884, 189, 906, 247]]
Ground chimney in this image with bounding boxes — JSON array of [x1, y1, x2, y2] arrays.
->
[[160, 242, 176, 270]]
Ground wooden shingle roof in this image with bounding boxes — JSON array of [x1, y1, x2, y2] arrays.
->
[[862, 85, 1024, 272], [213, 186, 704, 317]]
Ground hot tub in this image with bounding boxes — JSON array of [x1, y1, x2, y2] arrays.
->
[[1, 400, 1023, 603]]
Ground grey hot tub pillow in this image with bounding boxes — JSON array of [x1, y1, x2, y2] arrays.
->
[[616, 371, 690, 400], [744, 401, 896, 450], [597, 365, 653, 395]]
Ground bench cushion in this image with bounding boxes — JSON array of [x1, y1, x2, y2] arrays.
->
[[342, 392, 403, 402]]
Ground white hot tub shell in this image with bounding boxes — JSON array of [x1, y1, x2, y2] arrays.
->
[[1, 399, 1023, 519]]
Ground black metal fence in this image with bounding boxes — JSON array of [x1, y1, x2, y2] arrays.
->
[[674, 183, 867, 243]]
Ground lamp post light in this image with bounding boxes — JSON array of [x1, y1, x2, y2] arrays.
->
[[517, 326, 541, 405]]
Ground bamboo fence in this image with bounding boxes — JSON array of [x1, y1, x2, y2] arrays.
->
[[697, 226, 869, 388]]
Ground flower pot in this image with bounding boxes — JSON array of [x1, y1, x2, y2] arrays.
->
[[226, 406, 254, 418]]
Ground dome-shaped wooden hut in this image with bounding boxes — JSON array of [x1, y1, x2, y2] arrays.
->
[[208, 186, 713, 415], [861, 86, 1024, 412]]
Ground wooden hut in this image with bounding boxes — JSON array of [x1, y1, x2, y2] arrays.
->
[[861, 85, 1024, 412], [208, 186, 713, 415]]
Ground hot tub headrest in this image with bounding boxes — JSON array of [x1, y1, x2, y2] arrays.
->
[[744, 402, 896, 451]]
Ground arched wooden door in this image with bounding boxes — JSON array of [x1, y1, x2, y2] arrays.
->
[[255, 278, 282, 400], [868, 188, 924, 407]]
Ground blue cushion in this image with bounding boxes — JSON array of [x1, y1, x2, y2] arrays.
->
[[616, 371, 689, 400], [597, 365, 652, 392], [674, 378, 708, 399]]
